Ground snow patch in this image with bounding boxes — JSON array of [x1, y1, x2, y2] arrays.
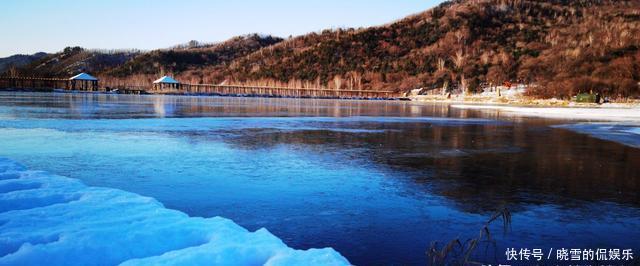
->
[[153, 76, 180, 84], [69, 73, 98, 81], [0, 158, 349, 266]]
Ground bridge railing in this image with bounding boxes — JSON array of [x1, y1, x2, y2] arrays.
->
[[180, 83, 399, 99], [0, 76, 69, 90]]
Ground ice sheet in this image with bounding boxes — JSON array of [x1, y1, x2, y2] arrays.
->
[[553, 123, 640, 148], [0, 158, 348, 266]]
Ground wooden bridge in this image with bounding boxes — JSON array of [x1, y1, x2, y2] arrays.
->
[[155, 83, 399, 99], [0, 76, 401, 99], [0, 76, 69, 91]]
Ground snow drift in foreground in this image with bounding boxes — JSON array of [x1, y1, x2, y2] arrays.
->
[[0, 158, 349, 266]]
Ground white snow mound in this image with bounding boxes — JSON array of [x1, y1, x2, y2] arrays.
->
[[0, 158, 349, 266]]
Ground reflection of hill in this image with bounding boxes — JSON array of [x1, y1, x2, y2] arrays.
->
[[217, 121, 640, 214]]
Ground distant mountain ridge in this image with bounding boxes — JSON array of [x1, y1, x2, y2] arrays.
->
[[6, 34, 283, 84], [106, 34, 283, 82], [8, 46, 140, 78], [0, 52, 48, 74], [4, 0, 640, 98]]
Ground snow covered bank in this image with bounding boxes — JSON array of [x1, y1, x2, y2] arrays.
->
[[0, 158, 349, 266], [451, 104, 640, 122]]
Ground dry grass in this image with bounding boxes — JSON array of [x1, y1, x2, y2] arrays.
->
[[427, 208, 512, 265]]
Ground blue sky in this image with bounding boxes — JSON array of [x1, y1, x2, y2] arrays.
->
[[0, 0, 443, 57]]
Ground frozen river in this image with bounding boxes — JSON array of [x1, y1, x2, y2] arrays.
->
[[0, 92, 638, 265]]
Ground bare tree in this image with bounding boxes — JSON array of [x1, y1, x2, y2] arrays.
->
[[437, 58, 446, 72], [333, 75, 342, 90], [452, 50, 466, 70]]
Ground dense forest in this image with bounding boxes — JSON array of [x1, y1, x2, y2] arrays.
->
[[3, 0, 639, 98]]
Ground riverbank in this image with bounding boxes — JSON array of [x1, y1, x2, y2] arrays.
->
[[411, 94, 640, 107], [411, 94, 640, 122]]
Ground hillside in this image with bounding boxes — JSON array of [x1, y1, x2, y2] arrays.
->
[[10, 47, 140, 77], [3, 0, 640, 98], [0, 52, 48, 74], [106, 34, 283, 79], [208, 0, 640, 98]]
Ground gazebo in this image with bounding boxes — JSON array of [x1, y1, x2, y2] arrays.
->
[[69, 73, 99, 91], [153, 76, 180, 91]]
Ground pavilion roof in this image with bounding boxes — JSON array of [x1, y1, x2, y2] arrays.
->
[[69, 73, 98, 81], [153, 76, 179, 84]]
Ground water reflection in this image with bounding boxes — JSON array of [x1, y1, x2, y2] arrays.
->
[[0, 91, 638, 265], [218, 122, 640, 211], [0, 91, 480, 119]]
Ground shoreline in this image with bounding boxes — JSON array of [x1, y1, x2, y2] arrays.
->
[[448, 104, 640, 123], [410, 94, 640, 107], [410, 95, 640, 123]]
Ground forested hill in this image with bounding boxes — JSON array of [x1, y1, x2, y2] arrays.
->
[[105, 34, 283, 78], [212, 0, 640, 98], [5, 0, 640, 98]]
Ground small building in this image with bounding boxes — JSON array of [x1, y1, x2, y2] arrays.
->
[[69, 73, 99, 91], [153, 76, 180, 91]]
